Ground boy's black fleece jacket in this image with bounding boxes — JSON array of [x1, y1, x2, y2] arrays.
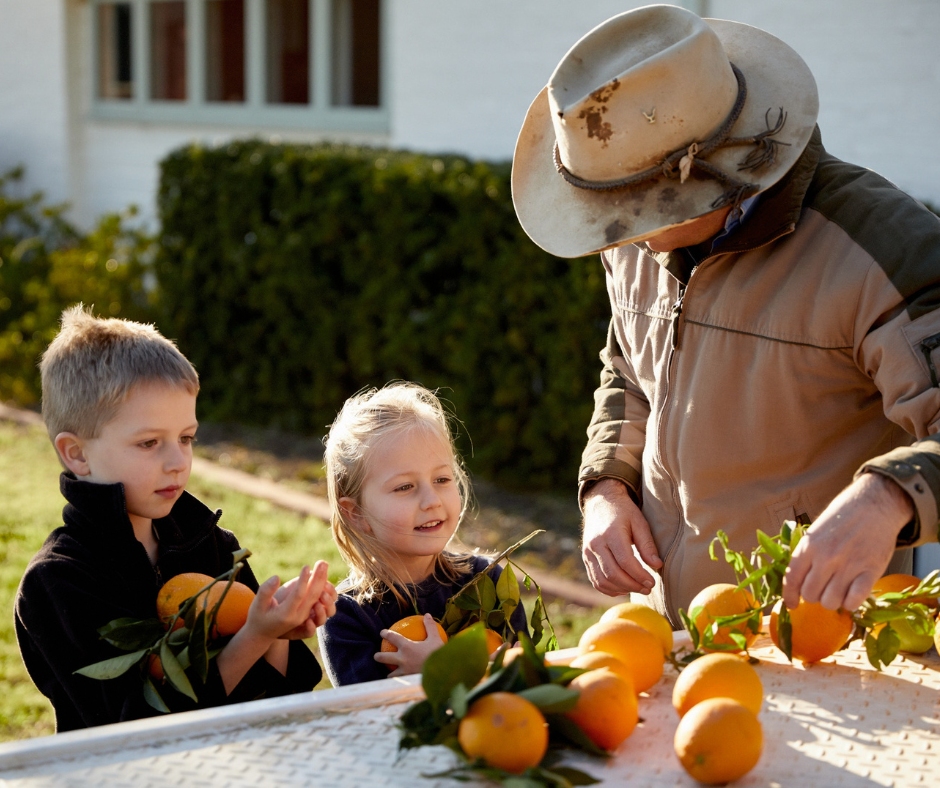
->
[[14, 473, 321, 732]]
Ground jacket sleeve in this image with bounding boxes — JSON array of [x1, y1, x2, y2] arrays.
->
[[318, 595, 389, 686], [851, 206, 940, 545], [14, 558, 159, 730], [578, 311, 651, 507]]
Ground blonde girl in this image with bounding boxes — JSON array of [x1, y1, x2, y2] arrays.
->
[[319, 382, 526, 685]]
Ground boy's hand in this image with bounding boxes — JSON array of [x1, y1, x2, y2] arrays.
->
[[373, 614, 445, 677], [244, 562, 327, 641]]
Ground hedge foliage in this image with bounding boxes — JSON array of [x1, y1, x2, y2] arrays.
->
[[156, 141, 609, 489], [0, 168, 155, 407]]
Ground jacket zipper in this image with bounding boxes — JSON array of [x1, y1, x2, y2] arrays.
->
[[655, 223, 797, 619], [656, 273, 693, 620]]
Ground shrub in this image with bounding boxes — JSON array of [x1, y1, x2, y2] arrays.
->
[[0, 168, 156, 407], [156, 141, 609, 489]]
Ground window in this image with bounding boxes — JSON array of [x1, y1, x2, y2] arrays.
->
[[266, 0, 309, 105], [91, 0, 386, 132], [97, 2, 133, 99], [150, 1, 187, 100], [206, 0, 245, 102]]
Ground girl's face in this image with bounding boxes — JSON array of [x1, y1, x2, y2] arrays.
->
[[347, 426, 462, 583]]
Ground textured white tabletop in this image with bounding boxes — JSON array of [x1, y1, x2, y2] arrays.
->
[[1, 635, 938, 787]]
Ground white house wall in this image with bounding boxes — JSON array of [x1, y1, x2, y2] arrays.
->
[[710, 0, 940, 210], [0, 1, 938, 227], [0, 0, 72, 206]]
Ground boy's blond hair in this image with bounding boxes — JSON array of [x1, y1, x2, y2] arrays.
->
[[40, 304, 199, 440], [324, 382, 473, 607]]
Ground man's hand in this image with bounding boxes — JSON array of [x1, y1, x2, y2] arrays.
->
[[783, 473, 914, 612], [582, 478, 663, 595]]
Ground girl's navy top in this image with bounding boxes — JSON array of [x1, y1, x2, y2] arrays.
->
[[319, 555, 528, 686]]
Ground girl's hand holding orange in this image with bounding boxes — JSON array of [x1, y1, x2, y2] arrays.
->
[[375, 613, 446, 677]]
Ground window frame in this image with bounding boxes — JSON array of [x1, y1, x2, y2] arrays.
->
[[89, 0, 388, 133]]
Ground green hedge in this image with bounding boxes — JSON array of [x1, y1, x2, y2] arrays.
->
[[156, 141, 610, 489], [0, 168, 155, 407]]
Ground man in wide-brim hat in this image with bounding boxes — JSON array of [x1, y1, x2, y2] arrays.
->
[[511, 4, 940, 625]]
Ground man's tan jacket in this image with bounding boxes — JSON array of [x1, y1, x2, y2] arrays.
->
[[580, 129, 940, 626]]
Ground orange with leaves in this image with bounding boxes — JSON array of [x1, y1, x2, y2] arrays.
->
[[156, 572, 255, 638], [457, 692, 548, 773], [688, 583, 759, 652], [769, 599, 853, 663]]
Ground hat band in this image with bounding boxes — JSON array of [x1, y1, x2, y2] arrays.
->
[[553, 64, 790, 211]]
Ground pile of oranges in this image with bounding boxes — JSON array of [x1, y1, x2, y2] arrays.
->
[[394, 572, 940, 783]]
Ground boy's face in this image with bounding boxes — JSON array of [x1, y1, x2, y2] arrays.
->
[[63, 382, 198, 530]]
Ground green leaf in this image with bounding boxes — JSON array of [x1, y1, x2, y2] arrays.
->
[[189, 610, 210, 683], [546, 713, 609, 757], [517, 684, 580, 714], [487, 609, 506, 629], [479, 573, 498, 612], [539, 766, 600, 786], [452, 592, 484, 611], [777, 605, 793, 661], [143, 677, 171, 713], [74, 648, 148, 679], [422, 623, 488, 711], [449, 682, 469, 719], [530, 596, 545, 647], [160, 640, 198, 702], [756, 530, 785, 561], [496, 563, 520, 605], [97, 618, 166, 651], [865, 633, 883, 670], [876, 623, 901, 668]]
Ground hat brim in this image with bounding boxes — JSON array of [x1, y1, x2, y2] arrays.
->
[[511, 19, 819, 258]]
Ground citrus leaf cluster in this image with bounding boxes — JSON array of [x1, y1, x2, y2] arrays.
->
[[440, 530, 558, 650], [679, 520, 939, 671], [74, 549, 252, 712], [398, 623, 601, 787]]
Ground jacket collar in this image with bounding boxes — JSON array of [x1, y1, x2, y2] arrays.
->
[[644, 125, 823, 276], [60, 472, 220, 550]]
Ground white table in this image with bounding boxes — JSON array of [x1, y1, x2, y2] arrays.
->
[[2, 635, 938, 787]]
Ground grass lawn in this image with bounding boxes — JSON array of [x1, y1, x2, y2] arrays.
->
[[0, 419, 599, 743]]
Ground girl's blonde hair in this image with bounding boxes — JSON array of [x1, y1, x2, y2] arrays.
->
[[324, 382, 473, 607]]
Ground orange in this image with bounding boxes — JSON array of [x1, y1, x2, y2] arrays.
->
[[203, 581, 255, 637], [578, 619, 664, 693], [568, 651, 634, 686], [872, 573, 938, 608], [381, 614, 448, 653], [674, 697, 763, 785], [600, 602, 674, 656], [457, 692, 548, 773], [687, 583, 759, 652], [769, 599, 853, 664], [146, 653, 164, 682], [156, 573, 255, 638], [565, 669, 638, 751], [483, 628, 505, 655], [156, 572, 214, 629], [934, 613, 940, 655], [672, 653, 763, 717]]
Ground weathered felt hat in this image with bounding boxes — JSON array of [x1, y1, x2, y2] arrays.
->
[[511, 4, 819, 258]]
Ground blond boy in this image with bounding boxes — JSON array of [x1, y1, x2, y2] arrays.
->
[[15, 306, 336, 731]]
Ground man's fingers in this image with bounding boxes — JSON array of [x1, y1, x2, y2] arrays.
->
[[844, 573, 876, 613], [630, 514, 663, 570], [584, 546, 651, 595], [782, 542, 813, 609]]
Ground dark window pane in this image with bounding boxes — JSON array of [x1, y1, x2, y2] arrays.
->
[[266, 0, 309, 104], [151, 1, 187, 101], [97, 2, 133, 100], [206, 0, 245, 102], [332, 0, 379, 107]]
